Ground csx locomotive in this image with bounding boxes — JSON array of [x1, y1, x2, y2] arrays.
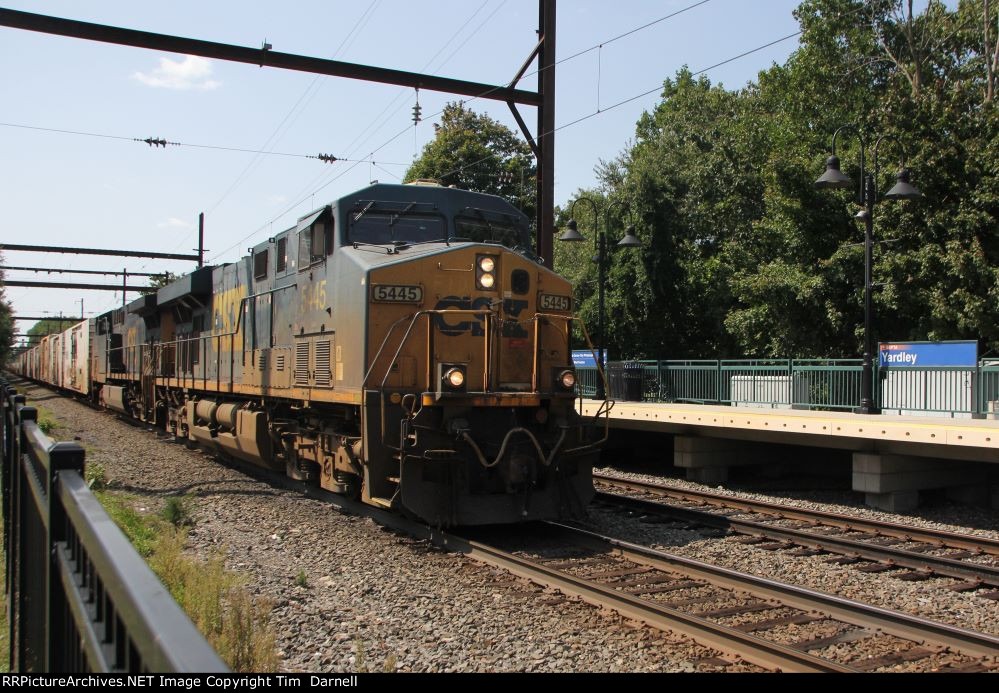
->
[[12, 182, 603, 525]]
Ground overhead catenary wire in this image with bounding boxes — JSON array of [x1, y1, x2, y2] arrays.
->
[[410, 29, 808, 194], [205, 1, 508, 263], [91, 0, 388, 312], [23, 0, 810, 314], [112, 0, 706, 282], [202, 0, 385, 219], [0, 122, 412, 165], [209, 24, 810, 264]]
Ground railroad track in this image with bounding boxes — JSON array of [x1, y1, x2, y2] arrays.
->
[[170, 442, 999, 672], [15, 380, 999, 673], [593, 473, 999, 596], [459, 522, 999, 673]]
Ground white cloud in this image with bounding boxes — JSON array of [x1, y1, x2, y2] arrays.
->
[[267, 194, 288, 205], [133, 55, 221, 91], [157, 217, 192, 229]]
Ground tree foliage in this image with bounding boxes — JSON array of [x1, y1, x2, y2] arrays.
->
[[0, 256, 12, 366], [558, 0, 999, 360], [405, 103, 537, 221]]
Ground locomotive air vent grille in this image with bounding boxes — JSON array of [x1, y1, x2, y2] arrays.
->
[[276, 354, 286, 371], [315, 341, 332, 388], [257, 352, 267, 371], [294, 343, 310, 386]]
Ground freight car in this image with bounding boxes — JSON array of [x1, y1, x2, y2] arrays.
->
[[11, 182, 605, 525]]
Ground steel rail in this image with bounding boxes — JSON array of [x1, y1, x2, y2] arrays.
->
[[228, 460, 999, 670], [594, 485, 999, 588], [279, 485, 844, 672], [546, 522, 999, 661], [594, 473, 999, 556]]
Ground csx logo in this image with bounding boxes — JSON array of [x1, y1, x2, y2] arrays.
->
[[434, 297, 528, 338]]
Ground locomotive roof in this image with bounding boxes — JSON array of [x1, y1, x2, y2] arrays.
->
[[335, 182, 529, 225]]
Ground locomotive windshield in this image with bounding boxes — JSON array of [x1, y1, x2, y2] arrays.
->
[[347, 200, 529, 250], [349, 212, 445, 245], [453, 217, 528, 249]]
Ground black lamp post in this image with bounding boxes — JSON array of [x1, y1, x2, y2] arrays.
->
[[815, 126, 922, 415], [559, 197, 641, 400]]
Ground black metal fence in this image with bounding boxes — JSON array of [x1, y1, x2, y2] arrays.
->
[[1, 378, 227, 672]]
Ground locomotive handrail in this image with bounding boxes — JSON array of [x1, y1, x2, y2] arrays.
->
[[366, 309, 494, 451], [107, 283, 298, 386], [363, 307, 611, 456], [0, 379, 227, 672]]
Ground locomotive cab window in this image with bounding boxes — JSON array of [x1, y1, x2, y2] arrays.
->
[[297, 207, 333, 270], [454, 215, 529, 250], [348, 201, 444, 245], [276, 237, 287, 272], [254, 249, 269, 280]]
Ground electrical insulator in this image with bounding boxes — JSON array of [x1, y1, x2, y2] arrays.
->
[[412, 88, 422, 125]]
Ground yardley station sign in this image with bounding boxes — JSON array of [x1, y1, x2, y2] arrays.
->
[[878, 340, 978, 368]]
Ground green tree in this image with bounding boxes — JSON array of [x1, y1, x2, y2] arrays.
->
[[405, 103, 536, 221], [0, 258, 13, 366], [150, 271, 178, 289], [585, 0, 999, 360]]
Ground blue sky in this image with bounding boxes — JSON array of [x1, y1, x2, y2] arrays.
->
[[1, 0, 810, 328]]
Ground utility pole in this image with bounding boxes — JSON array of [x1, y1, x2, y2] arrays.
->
[[198, 212, 205, 268], [536, 0, 556, 268]]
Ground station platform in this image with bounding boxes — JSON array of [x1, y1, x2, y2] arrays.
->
[[581, 400, 999, 512]]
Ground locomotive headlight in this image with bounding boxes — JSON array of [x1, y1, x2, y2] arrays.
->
[[439, 364, 467, 392], [559, 369, 576, 390], [446, 367, 465, 389], [476, 254, 499, 290]]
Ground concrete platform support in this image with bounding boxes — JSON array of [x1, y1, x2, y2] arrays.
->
[[674, 436, 765, 484], [852, 453, 990, 512]]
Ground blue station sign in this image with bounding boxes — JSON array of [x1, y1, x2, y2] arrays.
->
[[878, 340, 978, 368], [571, 350, 606, 368]]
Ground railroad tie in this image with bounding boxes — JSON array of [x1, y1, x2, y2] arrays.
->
[[541, 555, 615, 569], [947, 580, 984, 593], [895, 570, 935, 581], [624, 580, 704, 596], [611, 574, 681, 589], [850, 646, 937, 672], [787, 628, 870, 652], [693, 602, 774, 619], [732, 613, 824, 633], [586, 565, 653, 580], [854, 562, 899, 574], [661, 593, 726, 609]]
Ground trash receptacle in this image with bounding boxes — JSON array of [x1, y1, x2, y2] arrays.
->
[[608, 361, 644, 401]]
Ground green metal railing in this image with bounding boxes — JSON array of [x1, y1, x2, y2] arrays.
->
[[577, 358, 999, 417]]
